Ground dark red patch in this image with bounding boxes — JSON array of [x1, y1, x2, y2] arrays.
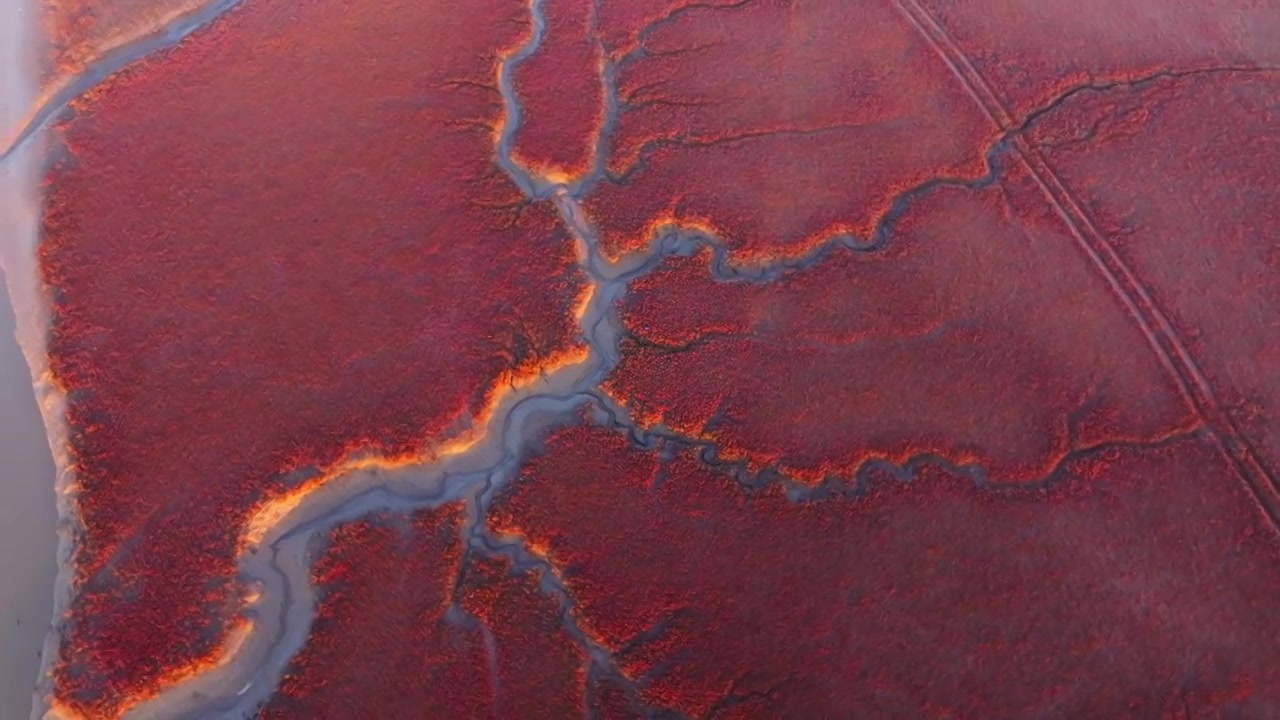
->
[[33, 0, 1280, 716], [263, 505, 584, 719], [588, 676, 644, 720], [917, 0, 1280, 121], [1024, 71, 1280, 493], [594, 0, 743, 59], [40, 0, 582, 712], [261, 506, 481, 719], [491, 424, 1280, 718], [510, 0, 603, 178], [583, 0, 996, 259], [607, 160, 1192, 483], [458, 552, 586, 718]]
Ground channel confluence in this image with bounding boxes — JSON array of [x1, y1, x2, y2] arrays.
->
[[23, 0, 1280, 717]]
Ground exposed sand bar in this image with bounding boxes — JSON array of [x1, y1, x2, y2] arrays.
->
[[0, 0, 62, 716]]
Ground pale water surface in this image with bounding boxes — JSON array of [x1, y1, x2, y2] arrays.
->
[[0, 279, 56, 719], [0, 0, 59, 714]]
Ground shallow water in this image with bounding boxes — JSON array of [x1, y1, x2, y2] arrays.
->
[[0, 276, 56, 720], [0, 0, 58, 714]]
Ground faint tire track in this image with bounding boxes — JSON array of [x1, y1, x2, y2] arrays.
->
[[892, 0, 1280, 530]]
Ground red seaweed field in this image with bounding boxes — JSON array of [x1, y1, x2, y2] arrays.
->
[[10, 0, 1280, 717]]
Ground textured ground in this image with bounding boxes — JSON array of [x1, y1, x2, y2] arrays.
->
[[39, 0, 583, 713], [605, 160, 1192, 484], [26, 0, 1280, 718], [260, 505, 584, 719], [491, 422, 1280, 718], [40, 0, 200, 83], [584, 0, 997, 261]]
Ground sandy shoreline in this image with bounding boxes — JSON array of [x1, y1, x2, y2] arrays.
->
[[0, 264, 58, 719], [0, 0, 63, 716]]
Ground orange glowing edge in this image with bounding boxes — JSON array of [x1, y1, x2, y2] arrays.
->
[[479, 521, 624, 669], [594, 387, 1205, 488], [46, 618, 254, 720], [242, 282, 594, 550]]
